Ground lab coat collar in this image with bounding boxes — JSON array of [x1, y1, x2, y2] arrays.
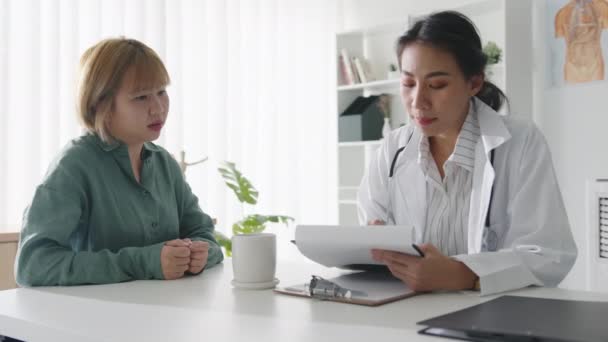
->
[[473, 97, 511, 153], [468, 97, 511, 253]]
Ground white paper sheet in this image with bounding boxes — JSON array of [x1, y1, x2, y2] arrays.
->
[[294, 225, 419, 268]]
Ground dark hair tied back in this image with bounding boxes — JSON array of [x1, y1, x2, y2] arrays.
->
[[396, 11, 507, 112]]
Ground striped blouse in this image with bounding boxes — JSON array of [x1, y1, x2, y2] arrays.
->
[[418, 107, 480, 256]]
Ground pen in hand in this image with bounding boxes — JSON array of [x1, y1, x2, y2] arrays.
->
[[412, 244, 425, 257]]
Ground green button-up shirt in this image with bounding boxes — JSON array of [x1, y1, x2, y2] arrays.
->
[[16, 133, 223, 286]]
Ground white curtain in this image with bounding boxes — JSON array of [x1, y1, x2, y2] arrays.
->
[[0, 0, 338, 254]]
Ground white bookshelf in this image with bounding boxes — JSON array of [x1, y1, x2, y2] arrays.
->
[[338, 140, 383, 225], [337, 78, 400, 92], [336, 21, 408, 129], [336, 21, 408, 225]]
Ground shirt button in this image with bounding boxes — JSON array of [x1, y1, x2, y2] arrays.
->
[[152, 222, 158, 228]]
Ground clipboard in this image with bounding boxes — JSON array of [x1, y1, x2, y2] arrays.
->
[[274, 270, 419, 306]]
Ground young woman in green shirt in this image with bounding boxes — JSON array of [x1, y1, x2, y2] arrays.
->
[[15, 38, 224, 286]]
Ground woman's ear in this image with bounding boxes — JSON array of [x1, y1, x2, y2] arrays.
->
[[469, 74, 484, 97]]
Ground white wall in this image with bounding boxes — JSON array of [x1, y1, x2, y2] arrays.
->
[[533, 1, 608, 290], [336, 0, 481, 32]]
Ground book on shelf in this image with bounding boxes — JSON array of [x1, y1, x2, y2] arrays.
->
[[362, 58, 376, 82], [350, 56, 361, 83], [338, 49, 378, 86], [339, 48, 356, 85], [353, 57, 367, 84], [353, 57, 376, 84], [338, 55, 350, 86]]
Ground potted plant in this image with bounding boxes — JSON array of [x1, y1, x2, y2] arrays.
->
[[483, 41, 502, 65], [482, 41, 502, 80], [213, 161, 293, 256]]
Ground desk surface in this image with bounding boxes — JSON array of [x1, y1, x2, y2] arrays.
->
[[1, 259, 607, 342]]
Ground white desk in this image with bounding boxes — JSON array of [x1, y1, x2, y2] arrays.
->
[[1, 259, 607, 342]]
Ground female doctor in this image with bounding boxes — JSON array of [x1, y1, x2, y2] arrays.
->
[[358, 11, 577, 295]]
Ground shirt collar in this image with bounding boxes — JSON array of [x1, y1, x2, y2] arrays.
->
[[447, 103, 479, 172], [90, 132, 162, 155], [143, 142, 162, 153], [417, 100, 480, 173], [417, 133, 431, 172], [90, 132, 121, 152]]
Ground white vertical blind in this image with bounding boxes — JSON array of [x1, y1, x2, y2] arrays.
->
[[0, 0, 8, 229], [0, 0, 338, 246]]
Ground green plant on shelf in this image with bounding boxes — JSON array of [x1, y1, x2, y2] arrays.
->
[[483, 41, 502, 65], [213, 161, 294, 256]]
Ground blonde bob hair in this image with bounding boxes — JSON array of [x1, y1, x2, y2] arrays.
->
[[77, 37, 170, 142]]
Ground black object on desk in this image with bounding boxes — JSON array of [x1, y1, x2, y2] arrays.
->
[[418, 295, 608, 342], [340, 264, 390, 272]]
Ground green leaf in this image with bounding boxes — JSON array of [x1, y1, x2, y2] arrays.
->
[[231, 214, 294, 235], [265, 215, 294, 224], [232, 218, 264, 235], [218, 162, 259, 205], [214, 231, 232, 256]]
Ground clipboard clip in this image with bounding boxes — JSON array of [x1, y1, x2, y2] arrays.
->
[[307, 275, 352, 300]]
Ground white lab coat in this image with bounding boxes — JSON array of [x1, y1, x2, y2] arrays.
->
[[358, 98, 577, 296]]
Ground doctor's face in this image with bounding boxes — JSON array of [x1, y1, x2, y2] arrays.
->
[[399, 42, 482, 138]]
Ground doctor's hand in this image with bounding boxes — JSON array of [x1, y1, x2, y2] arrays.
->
[[161, 239, 192, 280], [368, 219, 385, 225], [371, 244, 478, 292]]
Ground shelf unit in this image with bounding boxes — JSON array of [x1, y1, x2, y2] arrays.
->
[[337, 78, 400, 91], [338, 140, 382, 225], [336, 22, 408, 225], [336, 21, 409, 129]]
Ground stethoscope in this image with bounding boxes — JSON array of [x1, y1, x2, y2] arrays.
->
[[387, 128, 496, 228]]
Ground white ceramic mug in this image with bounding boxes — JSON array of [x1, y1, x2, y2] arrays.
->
[[231, 233, 278, 289]]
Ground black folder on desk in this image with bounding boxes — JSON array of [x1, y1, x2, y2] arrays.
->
[[418, 295, 608, 342]]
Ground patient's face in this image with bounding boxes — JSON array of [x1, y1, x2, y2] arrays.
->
[[108, 67, 170, 146], [399, 42, 481, 139]]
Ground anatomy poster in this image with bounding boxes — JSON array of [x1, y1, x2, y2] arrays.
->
[[548, 0, 608, 86]]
